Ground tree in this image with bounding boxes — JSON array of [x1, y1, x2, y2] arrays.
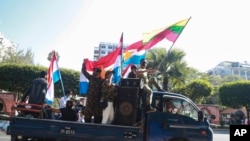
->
[[219, 81, 250, 125], [206, 75, 245, 104], [0, 33, 34, 64], [184, 80, 213, 104], [146, 47, 190, 91]]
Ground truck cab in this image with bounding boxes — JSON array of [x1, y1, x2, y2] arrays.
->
[[148, 91, 213, 141]]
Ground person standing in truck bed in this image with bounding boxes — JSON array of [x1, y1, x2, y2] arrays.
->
[[136, 59, 156, 112], [101, 70, 117, 124], [81, 59, 104, 123], [21, 71, 48, 105], [20, 71, 48, 118], [128, 65, 137, 78]]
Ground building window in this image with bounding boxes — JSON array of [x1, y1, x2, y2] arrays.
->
[[101, 45, 106, 49], [101, 51, 106, 54], [108, 45, 113, 49]]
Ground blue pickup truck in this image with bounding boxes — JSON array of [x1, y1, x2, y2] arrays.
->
[[7, 80, 214, 141]]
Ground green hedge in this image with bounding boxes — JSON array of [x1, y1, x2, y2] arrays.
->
[[0, 64, 81, 99]]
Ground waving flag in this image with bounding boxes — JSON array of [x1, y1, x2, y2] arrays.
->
[[79, 70, 89, 94], [143, 18, 190, 45], [122, 38, 162, 68], [123, 18, 190, 69], [113, 32, 123, 84], [46, 51, 61, 105], [122, 40, 146, 67], [79, 33, 123, 95]]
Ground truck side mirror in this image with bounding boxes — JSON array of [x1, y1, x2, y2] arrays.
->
[[198, 111, 204, 122]]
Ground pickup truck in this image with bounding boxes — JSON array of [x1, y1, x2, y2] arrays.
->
[[7, 79, 214, 141]]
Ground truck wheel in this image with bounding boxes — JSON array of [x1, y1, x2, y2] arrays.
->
[[10, 135, 17, 141], [170, 138, 188, 141], [11, 135, 26, 141]]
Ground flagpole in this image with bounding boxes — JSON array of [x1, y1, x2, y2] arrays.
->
[[57, 62, 65, 97], [120, 32, 123, 78], [158, 17, 192, 68]]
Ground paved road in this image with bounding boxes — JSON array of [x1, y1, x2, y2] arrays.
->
[[213, 129, 230, 141], [0, 120, 9, 141]]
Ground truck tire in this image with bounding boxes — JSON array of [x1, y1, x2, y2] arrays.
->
[[170, 138, 188, 141], [10, 135, 26, 141], [10, 135, 17, 141]]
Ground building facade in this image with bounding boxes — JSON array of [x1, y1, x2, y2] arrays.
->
[[207, 61, 250, 80], [93, 42, 128, 61]]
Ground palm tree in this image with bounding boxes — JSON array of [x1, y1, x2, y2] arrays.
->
[[146, 47, 189, 91]]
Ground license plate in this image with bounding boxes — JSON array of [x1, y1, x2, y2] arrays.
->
[[59, 127, 75, 135]]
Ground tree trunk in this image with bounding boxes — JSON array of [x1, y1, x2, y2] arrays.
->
[[163, 75, 169, 91]]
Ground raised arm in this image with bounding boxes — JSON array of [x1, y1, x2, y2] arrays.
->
[[81, 60, 92, 80]]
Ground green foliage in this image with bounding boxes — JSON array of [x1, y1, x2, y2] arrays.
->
[[0, 64, 44, 92], [0, 64, 80, 99], [1, 47, 34, 65], [185, 79, 213, 104], [219, 81, 250, 108], [146, 47, 189, 91]]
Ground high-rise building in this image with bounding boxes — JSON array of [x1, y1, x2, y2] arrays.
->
[[207, 61, 250, 80], [93, 42, 128, 61]]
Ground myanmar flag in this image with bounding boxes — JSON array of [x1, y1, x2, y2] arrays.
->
[[142, 18, 190, 44]]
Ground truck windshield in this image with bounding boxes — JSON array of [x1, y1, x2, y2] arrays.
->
[[163, 98, 199, 121]]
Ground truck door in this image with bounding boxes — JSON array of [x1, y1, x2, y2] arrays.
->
[[146, 96, 212, 141]]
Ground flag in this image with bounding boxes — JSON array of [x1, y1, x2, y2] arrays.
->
[[142, 18, 190, 44], [79, 71, 89, 94], [122, 18, 190, 70], [113, 32, 123, 84], [79, 33, 123, 94], [46, 52, 61, 105], [122, 40, 146, 68], [123, 33, 169, 67]]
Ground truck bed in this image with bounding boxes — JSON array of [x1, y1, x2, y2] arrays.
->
[[7, 116, 143, 141]]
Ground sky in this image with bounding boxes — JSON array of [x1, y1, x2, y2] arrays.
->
[[1, 0, 250, 72]]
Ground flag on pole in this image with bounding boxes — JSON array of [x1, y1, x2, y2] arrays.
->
[[142, 18, 190, 44], [113, 32, 123, 84], [122, 18, 190, 70], [79, 70, 89, 95], [46, 51, 61, 105], [79, 33, 123, 94], [122, 40, 147, 68]]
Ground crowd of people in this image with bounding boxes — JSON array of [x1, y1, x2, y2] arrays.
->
[[18, 58, 166, 124]]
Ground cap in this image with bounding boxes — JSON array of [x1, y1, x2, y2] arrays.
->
[[93, 68, 101, 73]]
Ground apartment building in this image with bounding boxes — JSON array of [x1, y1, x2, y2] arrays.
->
[[93, 42, 128, 61], [207, 61, 250, 80]]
